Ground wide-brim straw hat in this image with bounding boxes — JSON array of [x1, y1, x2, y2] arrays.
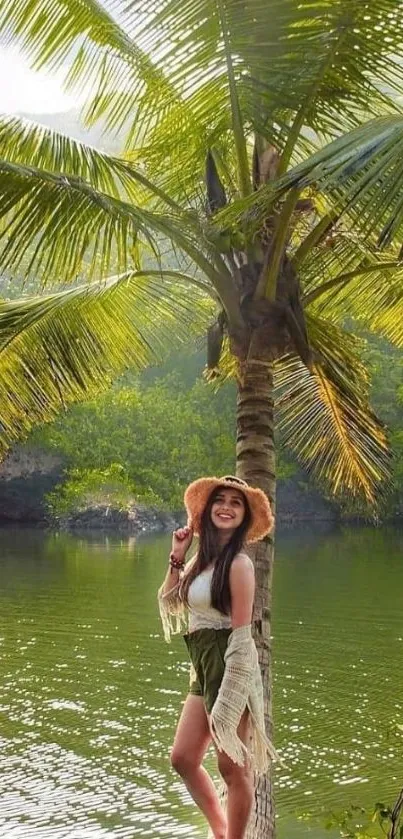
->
[[184, 475, 274, 544]]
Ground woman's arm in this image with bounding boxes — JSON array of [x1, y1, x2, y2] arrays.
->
[[158, 526, 193, 642], [229, 554, 255, 628], [160, 562, 182, 597], [160, 525, 193, 596]]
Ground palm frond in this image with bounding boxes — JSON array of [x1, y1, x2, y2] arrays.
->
[[0, 157, 221, 286], [128, 0, 403, 203], [131, 86, 236, 206], [117, 0, 403, 145], [0, 158, 148, 282], [295, 215, 403, 350], [304, 251, 403, 348], [203, 315, 390, 503], [298, 226, 396, 301], [0, 269, 212, 456], [0, 114, 181, 210], [0, 0, 125, 72], [220, 116, 403, 254], [275, 317, 391, 504], [3, 1, 402, 206], [0, 0, 186, 153], [291, 116, 403, 251]]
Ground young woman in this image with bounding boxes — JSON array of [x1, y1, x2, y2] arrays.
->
[[158, 475, 278, 839]]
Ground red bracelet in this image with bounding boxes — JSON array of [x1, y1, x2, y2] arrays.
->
[[169, 552, 185, 570]]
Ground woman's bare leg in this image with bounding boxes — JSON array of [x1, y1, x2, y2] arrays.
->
[[215, 709, 254, 839], [171, 695, 227, 839]]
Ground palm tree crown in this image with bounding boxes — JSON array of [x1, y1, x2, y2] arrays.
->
[[0, 0, 402, 502]]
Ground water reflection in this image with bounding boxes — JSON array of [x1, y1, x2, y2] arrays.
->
[[0, 525, 402, 838], [273, 525, 403, 833]]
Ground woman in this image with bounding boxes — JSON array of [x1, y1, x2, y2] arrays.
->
[[158, 475, 278, 839]]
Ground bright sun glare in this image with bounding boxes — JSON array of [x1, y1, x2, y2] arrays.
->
[[0, 46, 81, 114]]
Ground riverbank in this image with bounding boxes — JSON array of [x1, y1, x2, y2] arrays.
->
[[0, 444, 339, 532], [0, 443, 399, 533], [56, 504, 183, 535]]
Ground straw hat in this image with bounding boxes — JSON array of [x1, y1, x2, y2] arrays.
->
[[184, 475, 274, 544]]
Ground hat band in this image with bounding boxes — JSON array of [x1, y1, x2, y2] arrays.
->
[[221, 476, 247, 487]]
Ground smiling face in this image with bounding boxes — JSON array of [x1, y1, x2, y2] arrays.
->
[[210, 487, 246, 539]]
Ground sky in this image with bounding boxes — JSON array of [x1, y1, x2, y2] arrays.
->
[[0, 46, 79, 114]]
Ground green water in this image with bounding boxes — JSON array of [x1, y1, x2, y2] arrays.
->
[[0, 525, 402, 838]]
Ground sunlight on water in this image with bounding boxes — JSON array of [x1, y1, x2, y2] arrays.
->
[[0, 525, 402, 838]]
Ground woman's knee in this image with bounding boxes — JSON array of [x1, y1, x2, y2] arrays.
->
[[170, 747, 199, 778], [217, 753, 252, 787]]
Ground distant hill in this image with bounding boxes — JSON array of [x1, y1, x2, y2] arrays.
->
[[19, 109, 122, 154]]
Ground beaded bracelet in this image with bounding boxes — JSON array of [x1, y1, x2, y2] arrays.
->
[[169, 552, 185, 570]]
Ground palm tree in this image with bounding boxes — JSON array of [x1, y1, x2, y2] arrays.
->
[[1, 1, 403, 835]]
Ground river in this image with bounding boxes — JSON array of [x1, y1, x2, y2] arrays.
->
[[0, 525, 402, 838]]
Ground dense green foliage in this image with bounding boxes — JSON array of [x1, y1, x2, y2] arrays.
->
[[33, 334, 403, 519], [33, 342, 298, 515], [35, 374, 238, 512], [45, 464, 137, 517]]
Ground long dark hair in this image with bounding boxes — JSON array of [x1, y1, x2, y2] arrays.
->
[[181, 487, 252, 615]]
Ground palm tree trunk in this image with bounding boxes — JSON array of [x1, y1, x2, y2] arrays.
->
[[237, 358, 276, 839]]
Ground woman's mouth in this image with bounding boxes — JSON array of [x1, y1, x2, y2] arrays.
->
[[216, 513, 234, 521]]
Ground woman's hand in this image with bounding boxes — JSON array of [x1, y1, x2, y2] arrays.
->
[[171, 525, 193, 559]]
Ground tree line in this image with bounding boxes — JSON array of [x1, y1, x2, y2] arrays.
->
[[32, 335, 403, 521]]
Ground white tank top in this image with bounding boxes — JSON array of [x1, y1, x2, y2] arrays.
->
[[187, 566, 232, 634]]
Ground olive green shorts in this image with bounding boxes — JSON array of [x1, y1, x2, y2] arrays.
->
[[183, 627, 231, 714]]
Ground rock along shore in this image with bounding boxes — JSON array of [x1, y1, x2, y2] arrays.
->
[[56, 504, 184, 535]]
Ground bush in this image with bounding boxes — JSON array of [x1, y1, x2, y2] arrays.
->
[[46, 464, 136, 517], [35, 374, 242, 512]]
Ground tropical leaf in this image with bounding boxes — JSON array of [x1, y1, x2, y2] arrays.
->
[[0, 158, 148, 282], [0, 157, 226, 289], [304, 252, 403, 348], [240, 116, 403, 248], [3, 1, 403, 205], [203, 317, 390, 503], [0, 269, 212, 455], [97, 0, 403, 145], [126, 0, 403, 201], [293, 206, 403, 350], [0, 0, 186, 151], [299, 231, 373, 298], [0, 114, 182, 210], [275, 317, 391, 503]]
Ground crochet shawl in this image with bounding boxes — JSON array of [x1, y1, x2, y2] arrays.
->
[[158, 581, 281, 773]]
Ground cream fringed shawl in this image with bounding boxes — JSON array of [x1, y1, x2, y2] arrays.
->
[[209, 623, 281, 772], [158, 583, 281, 774], [158, 579, 187, 642]]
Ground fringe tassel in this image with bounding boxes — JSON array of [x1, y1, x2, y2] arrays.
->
[[210, 709, 286, 774], [250, 715, 287, 771], [157, 583, 186, 643], [210, 716, 248, 767]]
